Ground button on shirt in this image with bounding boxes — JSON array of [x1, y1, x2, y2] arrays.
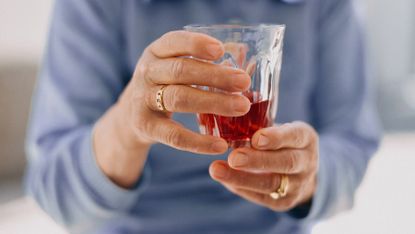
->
[[26, 0, 381, 233]]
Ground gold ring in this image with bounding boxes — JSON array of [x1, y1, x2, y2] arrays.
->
[[270, 175, 289, 200], [156, 85, 168, 112]]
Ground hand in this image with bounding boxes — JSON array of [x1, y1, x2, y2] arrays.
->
[[123, 30, 253, 153], [93, 31, 251, 187], [209, 122, 319, 212]]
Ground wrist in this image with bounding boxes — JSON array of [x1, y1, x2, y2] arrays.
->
[[93, 103, 151, 188]]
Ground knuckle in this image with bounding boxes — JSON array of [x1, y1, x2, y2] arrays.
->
[[161, 31, 176, 47], [260, 151, 273, 170], [136, 62, 150, 79], [257, 178, 269, 192], [286, 152, 298, 173], [292, 128, 304, 146], [171, 58, 186, 80], [210, 66, 224, 84], [165, 127, 184, 147], [295, 121, 310, 131], [291, 149, 301, 160], [167, 86, 189, 111]]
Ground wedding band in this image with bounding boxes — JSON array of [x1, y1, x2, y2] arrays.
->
[[156, 85, 168, 112], [270, 175, 289, 200]]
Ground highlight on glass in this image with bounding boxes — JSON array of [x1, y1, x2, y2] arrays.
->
[[185, 24, 285, 148]]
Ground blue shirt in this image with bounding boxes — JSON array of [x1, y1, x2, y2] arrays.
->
[[25, 0, 381, 233]]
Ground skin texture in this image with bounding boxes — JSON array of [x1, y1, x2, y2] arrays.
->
[[93, 30, 318, 210], [210, 122, 319, 211]]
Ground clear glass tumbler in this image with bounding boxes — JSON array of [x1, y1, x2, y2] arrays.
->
[[184, 24, 285, 148]]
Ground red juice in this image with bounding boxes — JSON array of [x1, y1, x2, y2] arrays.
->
[[197, 92, 272, 146]]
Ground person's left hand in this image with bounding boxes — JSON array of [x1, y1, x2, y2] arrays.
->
[[209, 122, 319, 211]]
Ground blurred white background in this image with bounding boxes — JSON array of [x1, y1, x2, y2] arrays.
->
[[0, 0, 414, 233]]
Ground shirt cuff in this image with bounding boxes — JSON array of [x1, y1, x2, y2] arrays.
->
[[78, 128, 151, 211]]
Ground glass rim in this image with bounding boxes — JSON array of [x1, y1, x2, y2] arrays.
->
[[184, 24, 285, 31]]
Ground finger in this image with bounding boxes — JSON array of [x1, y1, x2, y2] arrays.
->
[[145, 57, 251, 92], [227, 147, 306, 174], [150, 30, 224, 60], [245, 57, 257, 77], [143, 116, 228, 154], [223, 186, 299, 212], [210, 161, 300, 195], [146, 85, 251, 116], [251, 122, 316, 150]]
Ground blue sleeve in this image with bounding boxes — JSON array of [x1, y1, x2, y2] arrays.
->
[[25, 0, 151, 231], [290, 0, 381, 222]]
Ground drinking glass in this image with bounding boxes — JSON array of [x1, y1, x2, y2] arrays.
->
[[184, 24, 285, 148]]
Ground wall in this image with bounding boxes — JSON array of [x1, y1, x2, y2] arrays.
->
[[0, 0, 53, 63], [0, 0, 52, 178]]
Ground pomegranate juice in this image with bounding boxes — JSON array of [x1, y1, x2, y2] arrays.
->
[[197, 92, 272, 144]]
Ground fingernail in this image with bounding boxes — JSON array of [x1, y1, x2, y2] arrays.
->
[[230, 152, 248, 167], [211, 141, 228, 152], [206, 44, 223, 58], [257, 134, 269, 147], [212, 164, 228, 179]]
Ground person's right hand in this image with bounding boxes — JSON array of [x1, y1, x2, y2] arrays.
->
[[93, 31, 251, 187], [124, 30, 252, 153]]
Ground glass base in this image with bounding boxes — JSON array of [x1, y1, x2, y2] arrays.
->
[[227, 139, 251, 148]]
